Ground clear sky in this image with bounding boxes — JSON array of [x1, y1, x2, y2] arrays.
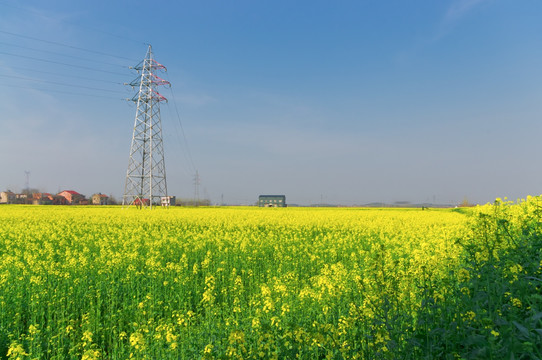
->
[[1, 0, 541, 205]]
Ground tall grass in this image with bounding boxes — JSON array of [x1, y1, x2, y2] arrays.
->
[[406, 198, 542, 359]]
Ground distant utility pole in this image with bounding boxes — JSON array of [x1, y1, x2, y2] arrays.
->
[[123, 45, 169, 209], [193, 170, 200, 205], [24, 171, 30, 193]]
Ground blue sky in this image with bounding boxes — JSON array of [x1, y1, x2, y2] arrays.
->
[[1, 0, 541, 205]]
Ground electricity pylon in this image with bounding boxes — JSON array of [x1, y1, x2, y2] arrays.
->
[[123, 45, 169, 208]]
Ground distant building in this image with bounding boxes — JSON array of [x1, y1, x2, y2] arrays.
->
[[133, 198, 150, 207], [258, 195, 286, 207], [15, 193, 29, 204], [0, 191, 16, 204], [161, 196, 176, 207], [32, 193, 54, 205], [91, 193, 109, 205], [51, 195, 67, 205], [58, 190, 85, 205]]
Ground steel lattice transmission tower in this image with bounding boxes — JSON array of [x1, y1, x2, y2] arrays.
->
[[123, 45, 170, 208]]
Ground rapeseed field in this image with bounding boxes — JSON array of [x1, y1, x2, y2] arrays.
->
[[0, 200, 540, 359]]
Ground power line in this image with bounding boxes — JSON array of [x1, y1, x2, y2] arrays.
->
[[0, 82, 125, 100], [164, 73, 198, 174], [0, 29, 136, 61], [0, 51, 129, 76], [0, 40, 127, 68], [0, 73, 124, 93], [7, 65, 127, 85], [163, 103, 196, 178]]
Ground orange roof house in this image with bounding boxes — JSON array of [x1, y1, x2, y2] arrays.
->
[[57, 190, 85, 205], [32, 192, 53, 205]]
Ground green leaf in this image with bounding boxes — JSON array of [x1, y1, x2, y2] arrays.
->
[[513, 321, 530, 338], [530, 311, 542, 323], [465, 334, 486, 346]]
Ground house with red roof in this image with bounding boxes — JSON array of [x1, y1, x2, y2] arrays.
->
[[133, 198, 150, 207], [57, 190, 86, 205]]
